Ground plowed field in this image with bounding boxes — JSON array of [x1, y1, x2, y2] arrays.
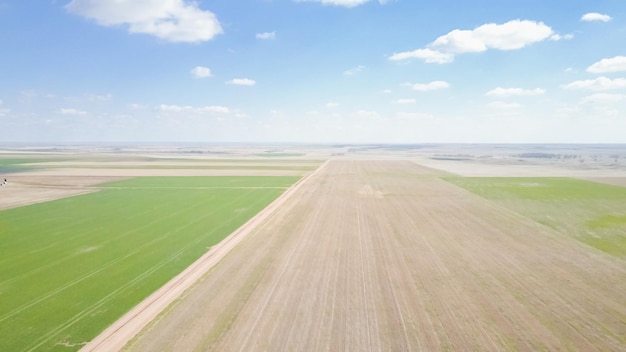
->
[[125, 160, 626, 351]]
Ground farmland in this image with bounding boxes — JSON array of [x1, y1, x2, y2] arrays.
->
[[127, 160, 626, 351], [0, 176, 298, 351], [1, 145, 626, 351], [445, 177, 626, 257]]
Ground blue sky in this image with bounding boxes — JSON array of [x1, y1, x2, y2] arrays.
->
[[0, 0, 625, 143]]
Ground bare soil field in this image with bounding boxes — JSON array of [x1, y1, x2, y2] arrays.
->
[[0, 153, 309, 210], [0, 175, 124, 210], [14, 168, 305, 177], [124, 160, 626, 351]]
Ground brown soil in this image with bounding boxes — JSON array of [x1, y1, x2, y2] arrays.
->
[[117, 160, 626, 351], [0, 176, 124, 210]]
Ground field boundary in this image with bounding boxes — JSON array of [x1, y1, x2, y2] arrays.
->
[[80, 161, 329, 352]]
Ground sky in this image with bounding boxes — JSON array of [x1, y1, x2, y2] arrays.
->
[[0, 0, 625, 143]]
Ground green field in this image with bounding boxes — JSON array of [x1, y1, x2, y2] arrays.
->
[[0, 159, 52, 174], [0, 176, 298, 351], [445, 177, 626, 257]]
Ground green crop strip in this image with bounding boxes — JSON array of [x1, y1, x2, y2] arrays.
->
[[444, 177, 626, 257], [0, 176, 298, 351]]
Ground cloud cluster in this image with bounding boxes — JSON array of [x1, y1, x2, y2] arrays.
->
[[581, 13, 612, 22], [410, 81, 449, 91], [226, 78, 256, 86], [343, 65, 366, 76], [58, 108, 88, 116], [587, 56, 626, 73], [256, 31, 276, 40], [390, 20, 554, 64], [295, 0, 388, 8], [485, 87, 545, 97], [563, 77, 626, 91], [65, 0, 223, 42], [191, 66, 213, 78], [581, 93, 626, 104], [159, 104, 230, 113]]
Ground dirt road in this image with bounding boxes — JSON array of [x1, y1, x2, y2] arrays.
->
[[125, 160, 626, 351]]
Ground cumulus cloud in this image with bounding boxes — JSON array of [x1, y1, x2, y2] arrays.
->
[[389, 48, 454, 64], [411, 81, 450, 91], [226, 78, 256, 86], [83, 93, 112, 102], [159, 104, 230, 113], [295, 0, 384, 8], [581, 13, 612, 22], [587, 56, 626, 73], [563, 77, 626, 91], [256, 31, 276, 40], [343, 65, 366, 76], [58, 108, 88, 115], [581, 93, 626, 104], [485, 87, 545, 97], [487, 101, 521, 109], [65, 0, 223, 43], [325, 102, 340, 108], [550, 33, 574, 41], [190, 66, 213, 78], [390, 20, 554, 64], [395, 98, 416, 104]]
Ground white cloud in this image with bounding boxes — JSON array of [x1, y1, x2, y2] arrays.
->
[[395, 111, 434, 121], [390, 20, 554, 64], [581, 93, 626, 104], [226, 78, 256, 86], [581, 13, 612, 22], [389, 48, 454, 64], [382, 89, 392, 94], [129, 103, 146, 110], [325, 102, 340, 108], [256, 31, 276, 40], [85, 93, 112, 102], [411, 81, 450, 91], [58, 108, 88, 115], [65, 0, 223, 43], [295, 0, 370, 7], [159, 104, 230, 113], [190, 66, 213, 78], [563, 77, 626, 91], [587, 56, 626, 73], [395, 98, 415, 104], [485, 87, 545, 97], [343, 65, 366, 76], [550, 33, 574, 41], [355, 110, 379, 118], [487, 101, 521, 109]]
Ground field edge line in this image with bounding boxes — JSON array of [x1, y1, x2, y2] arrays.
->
[[79, 160, 330, 352]]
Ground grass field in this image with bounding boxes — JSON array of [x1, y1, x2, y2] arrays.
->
[[0, 176, 298, 351], [445, 177, 626, 257], [0, 159, 51, 174]]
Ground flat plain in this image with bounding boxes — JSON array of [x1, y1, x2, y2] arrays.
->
[[2, 145, 626, 351], [0, 176, 298, 351], [128, 160, 626, 351]]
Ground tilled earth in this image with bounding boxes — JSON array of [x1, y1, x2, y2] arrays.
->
[[125, 160, 626, 351]]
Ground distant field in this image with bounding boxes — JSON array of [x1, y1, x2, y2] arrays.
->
[[42, 165, 318, 171], [445, 177, 626, 257], [0, 159, 52, 174], [0, 176, 298, 351]]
